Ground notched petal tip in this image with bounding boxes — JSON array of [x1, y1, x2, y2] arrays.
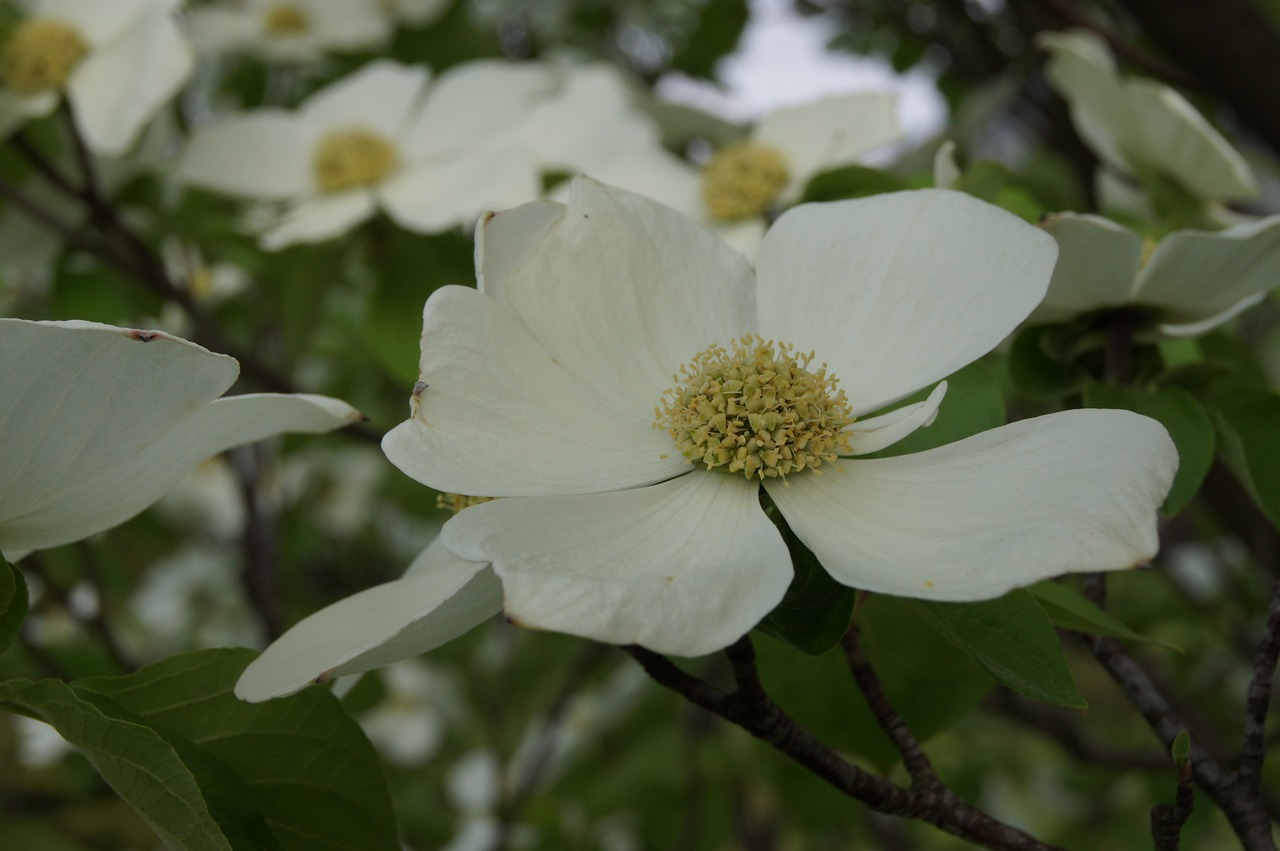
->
[[312, 670, 335, 686], [128, 329, 162, 342]]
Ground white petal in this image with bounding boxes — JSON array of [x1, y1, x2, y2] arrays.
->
[[303, 0, 391, 50], [64, 4, 194, 156], [754, 92, 902, 200], [1032, 212, 1144, 323], [379, 140, 539, 234], [403, 61, 557, 161], [711, 218, 767, 261], [766, 409, 1176, 600], [522, 64, 662, 174], [1157, 295, 1268, 337], [475, 200, 566, 299], [757, 189, 1057, 415], [1036, 30, 1130, 171], [259, 192, 376, 250], [380, 286, 685, 497], [235, 539, 500, 702], [0, 320, 237, 542], [1137, 214, 1280, 325], [299, 60, 429, 138], [183, 7, 257, 55], [846, 381, 947, 456], [443, 473, 792, 656], [475, 177, 758, 420], [3, 391, 361, 555], [1125, 81, 1256, 200], [0, 91, 56, 140], [564, 148, 705, 221], [179, 112, 314, 200], [43, 0, 152, 46]]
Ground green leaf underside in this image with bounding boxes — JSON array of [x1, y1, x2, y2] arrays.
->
[[1029, 581, 1181, 652], [0, 678, 242, 851], [757, 522, 855, 655], [0, 554, 28, 657], [0, 649, 399, 851], [1083, 381, 1213, 515], [908, 590, 1087, 708], [1209, 389, 1280, 529], [79, 648, 399, 851]]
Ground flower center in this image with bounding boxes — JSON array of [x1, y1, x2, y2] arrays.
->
[[437, 493, 494, 514], [654, 335, 854, 481], [311, 127, 400, 193], [263, 4, 311, 36], [1, 17, 88, 95], [701, 142, 790, 222]]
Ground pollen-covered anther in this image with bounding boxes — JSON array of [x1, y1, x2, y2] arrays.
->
[[654, 335, 854, 481], [701, 142, 790, 222], [263, 4, 311, 36], [312, 126, 399, 193], [436, 493, 494, 514], [1, 17, 88, 94]]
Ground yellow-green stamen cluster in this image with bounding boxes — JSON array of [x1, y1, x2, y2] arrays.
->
[[437, 493, 494, 514], [1, 17, 88, 94], [654, 335, 854, 481], [701, 142, 789, 222], [312, 127, 399, 193], [263, 4, 311, 36]]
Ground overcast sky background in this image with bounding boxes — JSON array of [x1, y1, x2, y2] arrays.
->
[[657, 0, 947, 142]]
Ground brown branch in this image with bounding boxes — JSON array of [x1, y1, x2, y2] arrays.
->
[[624, 641, 1064, 851], [20, 551, 133, 674], [228, 445, 283, 642], [1240, 578, 1280, 793], [1151, 753, 1195, 851], [840, 623, 938, 785]]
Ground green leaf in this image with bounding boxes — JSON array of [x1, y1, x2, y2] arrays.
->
[[1029, 581, 1180, 652], [0, 554, 27, 657], [756, 595, 994, 771], [908, 590, 1086, 708], [952, 160, 1010, 204], [1208, 389, 1280, 529], [80, 648, 399, 851], [1171, 729, 1190, 765], [870, 360, 1005, 457], [1008, 324, 1089, 398], [756, 522, 855, 655], [800, 164, 911, 204], [669, 0, 749, 79], [0, 678, 248, 851], [1083, 382, 1214, 515]]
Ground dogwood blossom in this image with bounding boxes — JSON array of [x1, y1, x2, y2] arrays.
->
[[179, 59, 556, 249], [1037, 28, 1256, 202], [185, 0, 389, 62], [1032, 213, 1280, 335], [0, 0, 193, 155], [0, 319, 362, 561]]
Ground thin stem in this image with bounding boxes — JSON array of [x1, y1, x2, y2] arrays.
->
[[625, 643, 1064, 851], [1104, 311, 1135, 386], [840, 623, 938, 785], [1240, 578, 1280, 792], [1151, 756, 1195, 850], [229, 445, 284, 642]]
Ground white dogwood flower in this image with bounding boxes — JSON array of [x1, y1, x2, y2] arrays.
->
[[371, 179, 1175, 658], [0, 319, 362, 561], [179, 59, 556, 249], [1032, 212, 1280, 335], [1037, 28, 1256, 202], [185, 0, 389, 62], [0, 0, 193, 155]]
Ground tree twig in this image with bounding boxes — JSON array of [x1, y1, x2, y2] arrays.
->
[[1151, 751, 1195, 851], [1240, 577, 1280, 793], [624, 641, 1064, 851]]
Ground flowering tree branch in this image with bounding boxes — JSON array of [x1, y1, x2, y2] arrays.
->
[[624, 639, 1065, 851], [1240, 578, 1280, 793], [1151, 753, 1195, 851]]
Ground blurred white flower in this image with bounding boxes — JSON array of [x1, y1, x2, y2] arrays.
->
[[0, 0, 194, 155], [1034, 212, 1280, 335], [12, 716, 73, 768], [0, 319, 362, 561], [185, 0, 389, 62], [179, 59, 556, 249], [356, 660, 464, 766], [1037, 28, 1256, 202]]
